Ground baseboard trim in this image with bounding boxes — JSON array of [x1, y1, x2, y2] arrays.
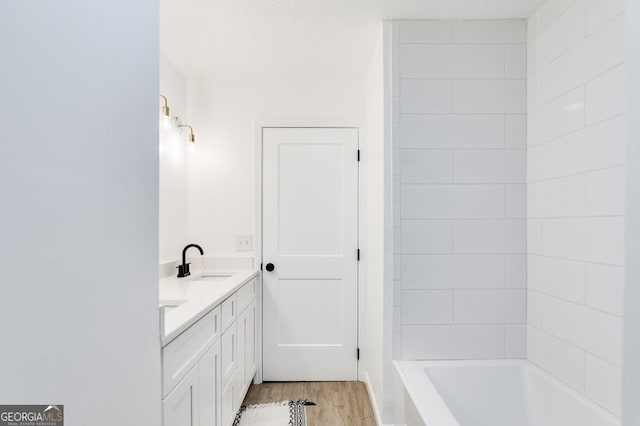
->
[[363, 371, 384, 426]]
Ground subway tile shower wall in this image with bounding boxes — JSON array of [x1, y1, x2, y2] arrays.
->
[[527, 0, 625, 417], [391, 20, 528, 361], [392, 0, 626, 418]]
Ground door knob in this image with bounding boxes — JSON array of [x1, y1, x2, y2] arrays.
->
[[265, 263, 275, 272]]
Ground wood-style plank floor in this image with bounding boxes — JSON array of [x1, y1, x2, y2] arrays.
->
[[242, 382, 377, 426]]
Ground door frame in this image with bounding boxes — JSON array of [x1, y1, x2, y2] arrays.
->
[[254, 120, 363, 383]]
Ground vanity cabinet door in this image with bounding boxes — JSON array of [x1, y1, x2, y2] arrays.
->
[[198, 341, 221, 426], [162, 365, 199, 426], [235, 300, 257, 405], [245, 301, 256, 382], [235, 310, 246, 406], [220, 374, 236, 426], [221, 323, 237, 391]]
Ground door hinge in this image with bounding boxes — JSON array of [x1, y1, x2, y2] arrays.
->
[[357, 347, 360, 360], [357, 248, 360, 261], [357, 149, 360, 162]]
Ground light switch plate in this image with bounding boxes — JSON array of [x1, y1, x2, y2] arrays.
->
[[235, 234, 253, 251]]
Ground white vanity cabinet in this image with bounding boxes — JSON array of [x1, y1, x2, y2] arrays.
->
[[162, 277, 258, 426]]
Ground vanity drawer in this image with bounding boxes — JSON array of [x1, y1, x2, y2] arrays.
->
[[221, 293, 237, 331], [237, 278, 256, 314], [162, 306, 220, 398]]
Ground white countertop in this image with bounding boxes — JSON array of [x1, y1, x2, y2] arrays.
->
[[159, 269, 260, 347]]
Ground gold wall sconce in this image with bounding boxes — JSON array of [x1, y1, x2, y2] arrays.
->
[[160, 95, 170, 117], [178, 124, 196, 143], [159, 94, 197, 143]]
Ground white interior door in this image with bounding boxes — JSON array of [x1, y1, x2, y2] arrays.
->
[[262, 127, 358, 381]]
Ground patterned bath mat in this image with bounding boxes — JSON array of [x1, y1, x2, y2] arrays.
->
[[232, 399, 315, 426]]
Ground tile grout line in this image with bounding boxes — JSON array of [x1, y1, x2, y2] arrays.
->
[[527, 163, 626, 186], [527, 9, 624, 79], [529, 288, 623, 318], [527, 64, 626, 115], [528, 323, 622, 369]]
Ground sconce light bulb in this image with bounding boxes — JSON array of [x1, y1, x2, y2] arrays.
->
[[162, 115, 173, 130]]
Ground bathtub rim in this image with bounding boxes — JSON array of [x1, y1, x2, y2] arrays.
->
[[393, 358, 620, 426], [393, 359, 460, 426]]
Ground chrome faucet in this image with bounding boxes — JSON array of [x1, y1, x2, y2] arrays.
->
[[177, 243, 204, 278]]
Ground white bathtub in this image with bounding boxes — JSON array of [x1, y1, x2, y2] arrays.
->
[[393, 360, 619, 426]]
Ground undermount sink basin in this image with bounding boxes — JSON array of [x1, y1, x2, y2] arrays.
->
[[190, 273, 233, 282]]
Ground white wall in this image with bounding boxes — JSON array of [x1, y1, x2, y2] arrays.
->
[[362, 22, 395, 425], [159, 55, 189, 263], [183, 64, 369, 403], [527, 0, 626, 416], [185, 74, 366, 256], [624, 0, 640, 423], [392, 19, 528, 361], [0, 2, 161, 425]]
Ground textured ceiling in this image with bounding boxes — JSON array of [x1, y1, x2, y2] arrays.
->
[[161, 0, 543, 78]]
